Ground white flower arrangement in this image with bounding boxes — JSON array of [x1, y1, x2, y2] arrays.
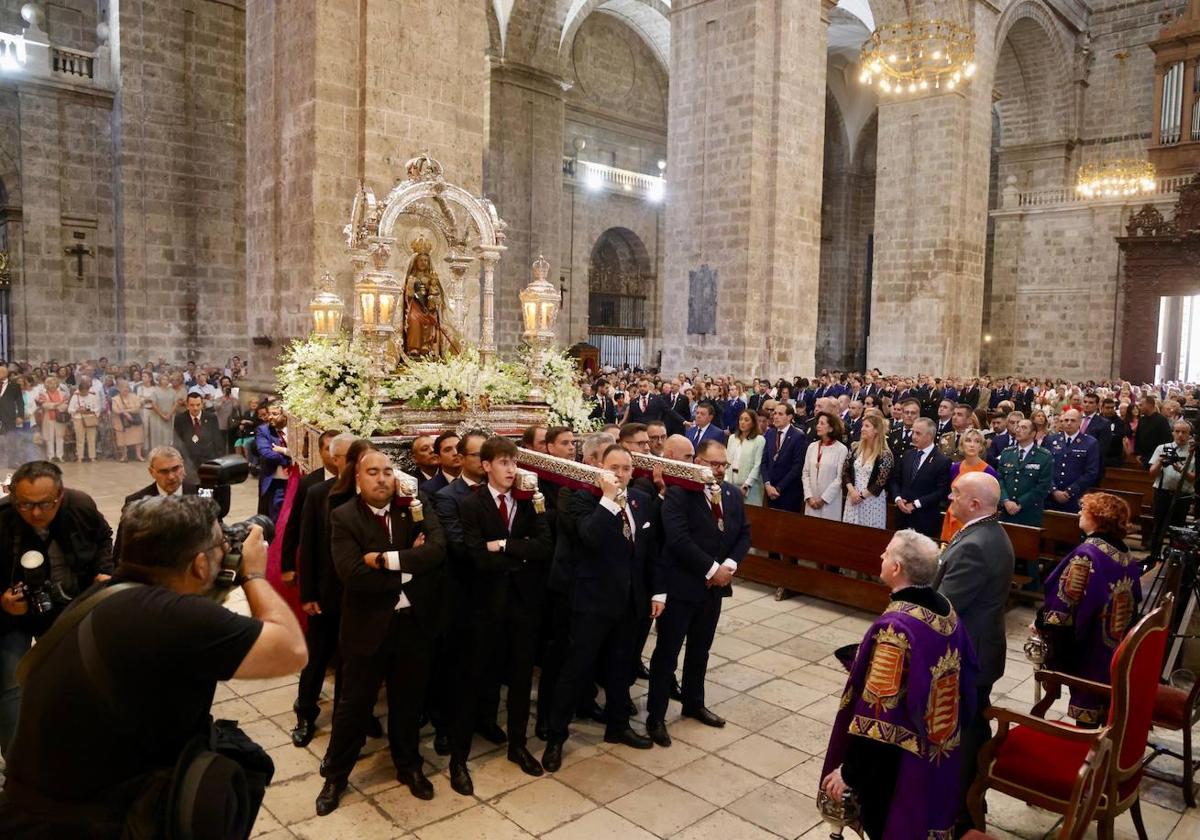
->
[[275, 338, 394, 435], [523, 346, 601, 433], [391, 346, 528, 410]]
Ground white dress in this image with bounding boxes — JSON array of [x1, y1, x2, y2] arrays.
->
[[842, 455, 888, 529], [801, 440, 848, 521]]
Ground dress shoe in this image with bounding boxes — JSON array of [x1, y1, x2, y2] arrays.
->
[[535, 719, 549, 741], [433, 731, 452, 756], [576, 701, 605, 723], [507, 745, 544, 777], [633, 661, 651, 681], [646, 720, 672, 747], [365, 716, 383, 739], [774, 586, 793, 602], [315, 779, 347, 816], [682, 706, 726, 728], [448, 760, 474, 796], [396, 767, 435, 800], [669, 678, 684, 703], [542, 739, 564, 772], [291, 716, 316, 748], [604, 726, 653, 750], [475, 722, 508, 745]]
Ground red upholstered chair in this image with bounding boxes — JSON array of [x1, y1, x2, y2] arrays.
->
[[962, 734, 1111, 840], [967, 598, 1173, 840]]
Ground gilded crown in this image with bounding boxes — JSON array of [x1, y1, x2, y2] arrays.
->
[[409, 236, 433, 256]]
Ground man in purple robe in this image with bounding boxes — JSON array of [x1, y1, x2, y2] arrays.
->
[[1037, 492, 1142, 725], [822, 529, 978, 840]]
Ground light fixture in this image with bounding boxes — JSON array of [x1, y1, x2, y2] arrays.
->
[[648, 177, 665, 203], [657, 159, 666, 172], [519, 254, 561, 402], [1075, 51, 1156, 200], [353, 238, 402, 373], [983, 333, 992, 343], [859, 19, 976, 95], [585, 167, 603, 192], [309, 271, 345, 338]]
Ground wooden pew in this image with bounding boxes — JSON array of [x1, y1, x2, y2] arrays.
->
[[1099, 467, 1154, 510], [739, 506, 1043, 615]]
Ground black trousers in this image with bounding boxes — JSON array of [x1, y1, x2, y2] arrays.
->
[[452, 597, 540, 761], [536, 592, 597, 726], [960, 682, 993, 825], [294, 610, 341, 721], [646, 591, 721, 723], [548, 604, 635, 740], [322, 610, 433, 781]]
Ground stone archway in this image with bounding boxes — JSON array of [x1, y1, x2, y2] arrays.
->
[[587, 226, 654, 367]]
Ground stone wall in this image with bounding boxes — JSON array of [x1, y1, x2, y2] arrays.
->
[[0, 0, 248, 365]]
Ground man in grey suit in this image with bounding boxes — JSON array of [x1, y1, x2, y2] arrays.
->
[[934, 471, 1014, 831]]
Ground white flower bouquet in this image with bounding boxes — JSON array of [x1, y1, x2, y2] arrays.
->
[[275, 337, 394, 435]]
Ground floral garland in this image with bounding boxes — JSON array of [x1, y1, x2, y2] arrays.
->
[[275, 338, 394, 435], [391, 346, 528, 411]]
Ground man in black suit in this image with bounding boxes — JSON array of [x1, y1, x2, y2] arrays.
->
[[761, 403, 807, 512], [423, 431, 461, 495], [280, 430, 339, 583], [1099, 397, 1128, 468], [591, 381, 619, 425], [542, 445, 656, 771], [447, 437, 552, 794], [662, 380, 691, 436], [116, 445, 209, 563], [172, 393, 222, 482], [747, 379, 769, 413], [287, 432, 360, 748], [410, 434, 439, 490], [316, 451, 447, 815], [535, 431, 615, 739], [646, 440, 750, 747], [889, 418, 952, 541], [430, 430, 496, 756], [934, 471, 1014, 829], [1079, 392, 1113, 478], [0, 364, 25, 468], [626, 378, 666, 425]]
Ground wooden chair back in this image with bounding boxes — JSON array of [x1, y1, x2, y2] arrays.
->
[[1062, 733, 1113, 840], [1107, 597, 1172, 785]]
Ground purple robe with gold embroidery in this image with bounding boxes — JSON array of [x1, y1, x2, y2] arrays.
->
[[1040, 537, 1141, 724], [823, 597, 978, 840]]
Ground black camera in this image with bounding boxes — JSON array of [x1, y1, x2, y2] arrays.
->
[[213, 515, 276, 588], [1167, 525, 1200, 552], [15, 550, 72, 614], [1161, 445, 1185, 467]]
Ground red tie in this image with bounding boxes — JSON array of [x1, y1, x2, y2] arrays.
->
[[374, 511, 390, 538], [192, 416, 201, 435], [640, 396, 647, 413], [710, 499, 723, 524], [497, 494, 509, 531]]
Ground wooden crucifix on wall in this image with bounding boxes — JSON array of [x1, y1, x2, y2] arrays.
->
[[64, 240, 93, 281]]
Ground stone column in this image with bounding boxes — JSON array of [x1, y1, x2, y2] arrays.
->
[[483, 63, 566, 351], [244, 0, 487, 377], [661, 0, 833, 378], [866, 3, 999, 376]]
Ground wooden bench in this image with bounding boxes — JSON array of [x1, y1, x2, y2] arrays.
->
[[739, 506, 1043, 615]]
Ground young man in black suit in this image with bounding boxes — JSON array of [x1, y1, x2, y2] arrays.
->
[[542, 445, 657, 771], [316, 451, 447, 815], [889, 418, 952, 541], [447, 437, 552, 794], [172, 393, 222, 481], [280, 430, 338, 583], [646, 440, 751, 747]]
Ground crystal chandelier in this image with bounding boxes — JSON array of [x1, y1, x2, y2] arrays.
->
[[1074, 51, 1156, 200], [1074, 159, 1157, 199], [858, 19, 977, 95]]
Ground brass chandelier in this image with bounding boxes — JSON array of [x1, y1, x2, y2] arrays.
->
[[858, 19, 977, 94], [1074, 51, 1156, 200]]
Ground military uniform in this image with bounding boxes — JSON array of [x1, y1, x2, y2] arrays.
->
[[1044, 432, 1102, 513], [888, 424, 916, 459], [937, 430, 965, 462], [998, 444, 1054, 526]]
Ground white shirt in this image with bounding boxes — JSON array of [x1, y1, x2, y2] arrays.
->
[[487, 484, 515, 529], [367, 502, 413, 609], [599, 496, 635, 539], [156, 484, 183, 497], [323, 468, 337, 482], [1017, 443, 1035, 460], [908, 444, 936, 508]]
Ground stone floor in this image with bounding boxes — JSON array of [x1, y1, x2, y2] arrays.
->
[[60, 460, 1200, 839]]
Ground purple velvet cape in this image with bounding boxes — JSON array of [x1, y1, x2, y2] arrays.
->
[[1041, 538, 1141, 723], [822, 598, 979, 840]]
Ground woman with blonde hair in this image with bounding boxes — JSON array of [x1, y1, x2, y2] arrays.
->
[[940, 428, 998, 542], [841, 411, 893, 529]]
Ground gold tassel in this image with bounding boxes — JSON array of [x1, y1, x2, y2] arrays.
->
[[533, 491, 545, 514], [409, 499, 424, 522]]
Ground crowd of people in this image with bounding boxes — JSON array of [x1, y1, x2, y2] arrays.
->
[[0, 358, 1190, 839]]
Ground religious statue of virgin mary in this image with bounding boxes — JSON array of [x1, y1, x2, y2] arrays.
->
[[401, 236, 458, 359]]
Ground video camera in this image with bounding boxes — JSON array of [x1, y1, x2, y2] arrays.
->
[[197, 456, 275, 591]]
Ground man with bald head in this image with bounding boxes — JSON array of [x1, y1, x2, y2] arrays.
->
[[934, 471, 1014, 831], [1044, 408, 1101, 513]]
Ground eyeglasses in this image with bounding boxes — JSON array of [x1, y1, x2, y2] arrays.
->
[[203, 537, 231, 554], [13, 497, 62, 512]]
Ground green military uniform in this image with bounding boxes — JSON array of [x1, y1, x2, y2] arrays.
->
[[937, 430, 964, 462], [998, 443, 1054, 526]]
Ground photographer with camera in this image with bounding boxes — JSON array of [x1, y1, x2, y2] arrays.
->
[[0, 460, 113, 756], [0, 495, 307, 839], [1148, 420, 1197, 554]]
